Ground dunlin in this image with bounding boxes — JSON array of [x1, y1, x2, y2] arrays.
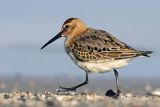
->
[[41, 18, 152, 98]]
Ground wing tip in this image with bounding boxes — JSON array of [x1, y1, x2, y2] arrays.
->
[[139, 51, 153, 58]]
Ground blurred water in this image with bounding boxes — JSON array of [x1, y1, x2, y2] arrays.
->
[[0, 47, 159, 79]]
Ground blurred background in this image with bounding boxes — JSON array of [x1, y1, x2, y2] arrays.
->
[[0, 0, 159, 94]]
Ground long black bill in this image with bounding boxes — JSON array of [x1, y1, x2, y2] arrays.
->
[[41, 32, 62, 49]]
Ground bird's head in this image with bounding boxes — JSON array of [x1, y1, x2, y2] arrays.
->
[[41, 18, 87, 49]]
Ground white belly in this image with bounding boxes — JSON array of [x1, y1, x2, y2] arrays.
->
[[65, 44, 131, 73], [77, 59, 131, 73]]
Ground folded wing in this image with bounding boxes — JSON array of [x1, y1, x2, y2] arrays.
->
[[70, 28, 141, 62]]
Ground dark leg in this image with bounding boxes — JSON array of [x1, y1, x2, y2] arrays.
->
[[57, 73, 88, 92], [105, 69, 121, 98], [114, 69, 121, 95]]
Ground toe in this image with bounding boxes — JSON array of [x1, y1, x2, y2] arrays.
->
[[105, 89, 116, 97], [105, 89, 120, 99]]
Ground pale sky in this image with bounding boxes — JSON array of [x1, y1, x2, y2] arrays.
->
[[0, 0, 160, 49]]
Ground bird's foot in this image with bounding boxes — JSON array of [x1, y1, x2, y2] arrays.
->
[[59, 86, 77, 92], [105, 89, 121, 99], [56, 86, 77, 95]]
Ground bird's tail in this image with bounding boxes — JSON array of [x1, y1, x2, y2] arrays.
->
[[137, 51, 153, 58]]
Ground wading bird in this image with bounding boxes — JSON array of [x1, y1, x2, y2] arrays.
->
[[41, 18, 152, 98]]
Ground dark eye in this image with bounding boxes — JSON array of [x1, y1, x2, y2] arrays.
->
[[64, 25, 70, 30]]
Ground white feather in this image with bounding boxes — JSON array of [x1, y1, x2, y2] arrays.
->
[[77, 59, 131, 73], [67, 49, 131, 73]]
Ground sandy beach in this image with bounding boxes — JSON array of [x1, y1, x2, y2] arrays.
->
[[0, 92, 160, 107], [0, 77, 160, 107]]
